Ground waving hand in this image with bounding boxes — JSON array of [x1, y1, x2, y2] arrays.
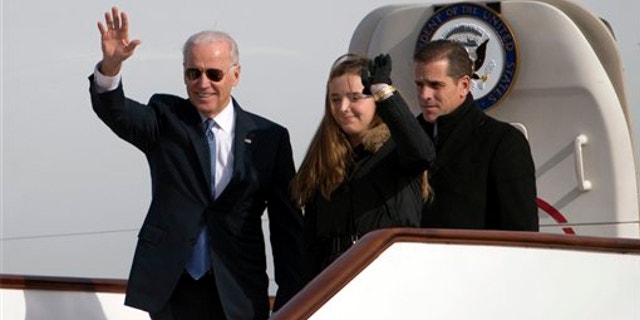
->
[[97, 6, 141, 76]]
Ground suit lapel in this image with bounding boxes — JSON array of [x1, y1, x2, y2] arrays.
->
[[217, 100, 256, 198], [183, 98, 258, 202], [181, 101, 214, 197]]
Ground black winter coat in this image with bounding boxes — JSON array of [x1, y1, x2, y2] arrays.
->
[[303, 93, 435, 281], [419, 94, 539, 231]]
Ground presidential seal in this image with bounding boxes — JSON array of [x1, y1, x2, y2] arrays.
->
[[416, 2, 518, 110]]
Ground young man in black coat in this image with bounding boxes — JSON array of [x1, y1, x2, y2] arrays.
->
[[414, 40, 539, 231]]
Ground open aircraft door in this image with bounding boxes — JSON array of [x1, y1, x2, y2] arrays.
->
[[349, 0, 639, 237]]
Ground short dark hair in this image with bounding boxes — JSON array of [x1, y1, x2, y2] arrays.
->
[[414, 40, 472, 79]]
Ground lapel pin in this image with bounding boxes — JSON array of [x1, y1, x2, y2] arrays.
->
[[244, 138, 252, 144]]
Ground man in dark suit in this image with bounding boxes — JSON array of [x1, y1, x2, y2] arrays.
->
[[89, 7, 303, 320], [414, 40, 539, 231]]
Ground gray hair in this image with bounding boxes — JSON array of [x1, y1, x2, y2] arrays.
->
[[182, 30, 239, 65]]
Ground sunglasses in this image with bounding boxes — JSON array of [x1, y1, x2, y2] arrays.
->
[[184, 65, 236, 82]]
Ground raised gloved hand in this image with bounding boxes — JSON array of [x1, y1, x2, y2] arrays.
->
[[361, 54, 393, 95]]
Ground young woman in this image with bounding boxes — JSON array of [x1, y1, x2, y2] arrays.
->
[[291, 53, 435, 280]]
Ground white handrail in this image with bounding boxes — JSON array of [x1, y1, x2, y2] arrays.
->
[[574, 134, 592, 191]]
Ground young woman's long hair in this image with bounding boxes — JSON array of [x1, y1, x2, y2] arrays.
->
[[291, 54, 384, 207]]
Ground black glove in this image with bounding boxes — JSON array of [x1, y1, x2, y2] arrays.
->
[[361, 54, 393, 95]]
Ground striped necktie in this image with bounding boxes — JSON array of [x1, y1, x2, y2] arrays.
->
[[185, 119, 215, 279]]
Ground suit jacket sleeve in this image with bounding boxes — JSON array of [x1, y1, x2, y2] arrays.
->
[[89, 75, 159, 152], [266, 127, 304, 310]]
